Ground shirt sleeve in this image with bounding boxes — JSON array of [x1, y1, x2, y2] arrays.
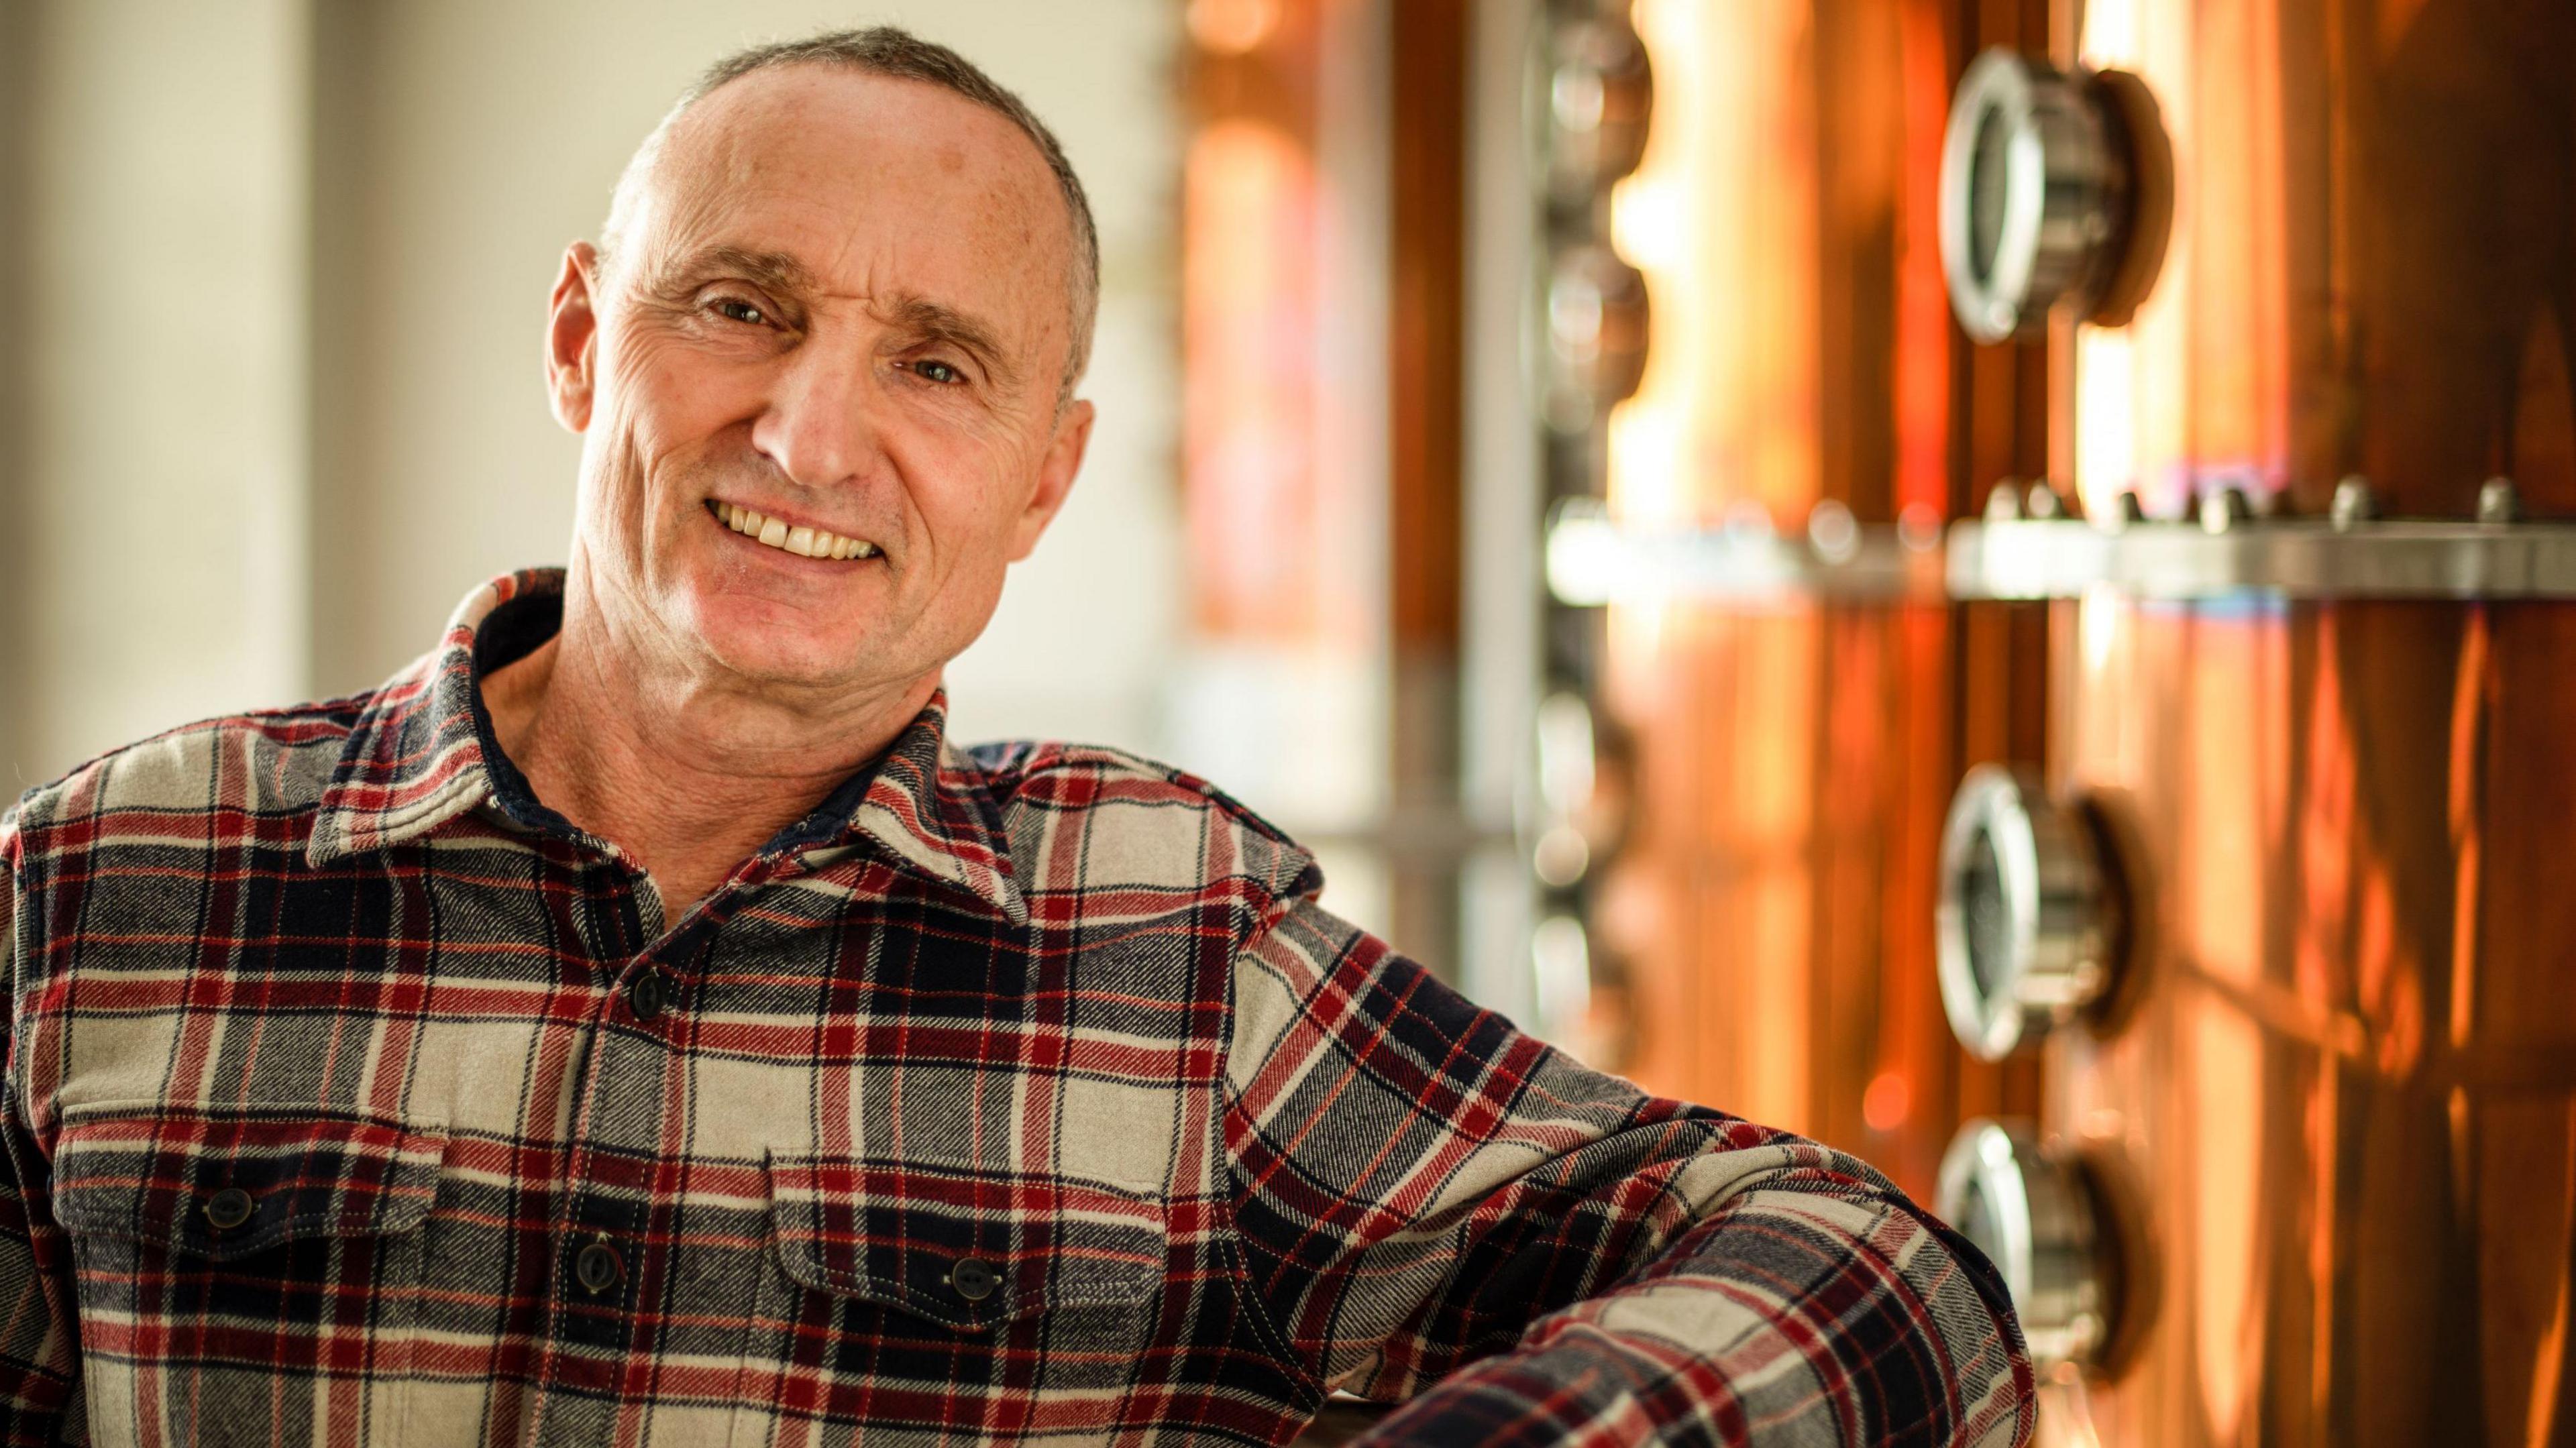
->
[[1220, 895, 2035, 1447], [0, 810, 83, 1443]]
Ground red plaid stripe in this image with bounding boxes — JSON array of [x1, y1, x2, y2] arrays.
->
[[0, 569, 2032, 1445]]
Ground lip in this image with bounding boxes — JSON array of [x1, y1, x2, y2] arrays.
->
[[703, 497, 884, 563]]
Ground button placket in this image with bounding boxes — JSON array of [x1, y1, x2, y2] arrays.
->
[[625, 967, 674, 1022], [574, 1237, 625, 1296]]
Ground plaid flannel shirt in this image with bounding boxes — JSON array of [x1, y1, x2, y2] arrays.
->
[[0, 569, 2032, 1447]]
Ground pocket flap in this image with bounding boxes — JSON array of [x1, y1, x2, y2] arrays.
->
[[764, 1154, 1165, 1332], [54, 1106, 447, 1261]]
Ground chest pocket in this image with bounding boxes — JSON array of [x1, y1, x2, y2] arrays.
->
[[762, 1152, 1166, 1334], [52, 1105, 446, 1445]]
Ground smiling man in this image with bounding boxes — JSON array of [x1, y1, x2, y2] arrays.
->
[[0, 27, 2031, 1448]]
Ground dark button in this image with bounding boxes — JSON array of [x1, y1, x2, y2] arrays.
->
[[950, 1256, 1000, 1302], [627, 970, 672, 1021], [574, 1239, 625, 1296], [203, 1187, 255, 1231]]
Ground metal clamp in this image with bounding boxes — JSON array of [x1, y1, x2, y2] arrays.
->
[[1544, 498, 1948, 606], [1939, 50, 2139, 343], [1947, 499, 2576, 600], [1936, 765, 2116, 1061], [1935, 1119, 2119, 1371]]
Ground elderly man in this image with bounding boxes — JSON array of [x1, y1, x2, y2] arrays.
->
[[0, 27, 2031, 1448]]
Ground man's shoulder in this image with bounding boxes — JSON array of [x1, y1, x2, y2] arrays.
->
[[7, 687, 386, 846], [955, 739, 1320, 902]]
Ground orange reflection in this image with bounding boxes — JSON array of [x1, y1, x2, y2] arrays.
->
[[2055, 597, 2576, 1445], [1598, 0, 2011, 1197]]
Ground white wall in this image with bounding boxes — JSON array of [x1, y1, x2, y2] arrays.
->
[[310, 0, 1183, 753], [5, 0, 1183, 791], [7, 1, 313, 789]]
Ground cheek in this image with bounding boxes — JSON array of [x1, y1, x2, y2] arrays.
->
[[601, 327, 759, 460]]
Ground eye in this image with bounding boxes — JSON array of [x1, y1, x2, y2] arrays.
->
[[908, 359, 967, 386], [710, 297, 769, 326]]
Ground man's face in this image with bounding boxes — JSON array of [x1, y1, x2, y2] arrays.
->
[[545, 66, 1092, 701]]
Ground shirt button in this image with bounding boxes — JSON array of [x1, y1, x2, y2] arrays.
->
[[203, 1187, 256, 1231], [950, 1256, 1000, 1302], [627, 970, 673, 1021], [575, 1239, 626, 1296]]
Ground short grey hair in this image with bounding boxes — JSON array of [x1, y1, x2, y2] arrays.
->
[[603, 25, 1100, 403]]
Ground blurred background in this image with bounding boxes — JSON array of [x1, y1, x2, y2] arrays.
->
[[5, 2, 2576, 1444]]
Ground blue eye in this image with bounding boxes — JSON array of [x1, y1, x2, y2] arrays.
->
[[712, 298, 768, 325], [912, 359, 965, 385]]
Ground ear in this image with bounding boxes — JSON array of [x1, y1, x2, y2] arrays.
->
[[1008, 398, 1094, 561], [545, 241, 604, 433]]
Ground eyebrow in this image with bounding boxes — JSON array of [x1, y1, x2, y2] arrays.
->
[[879, 294, 1020, 392], [694, 244, 815, 298], [655, 245, 1022, 392]]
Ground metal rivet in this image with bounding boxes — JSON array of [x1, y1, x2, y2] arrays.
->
[[950, 1256, 1001, 1302], [2023, 481, 2066, 520], [2329, 476, 2378, 531], [203, 1187, 255, 1231], [2199, 486, 2251, 535], [1806, 499, 1860, 564], [575, 1239, 625, 1296], [2477, 476, 2526, 525], [1984, 480, 2024, 522]]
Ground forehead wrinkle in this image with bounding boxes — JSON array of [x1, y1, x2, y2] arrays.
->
[[641, 243, 816, 298], [626, 75, 1069, 397]]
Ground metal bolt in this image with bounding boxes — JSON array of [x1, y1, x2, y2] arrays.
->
[[2477, 476, 2526, 524], [1807, 499, 1860, 564], [2329, 476, 2378, 531], [1984, 480, 2024, 522], [1896, 502, 1945, 553], [2199, 486, 2252, 535], [1721, 498, 1776, 540]]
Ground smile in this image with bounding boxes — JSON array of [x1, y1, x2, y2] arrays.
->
[[707, 500, 880, 561]]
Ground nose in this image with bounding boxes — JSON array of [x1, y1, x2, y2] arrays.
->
[[749, 339, 877, 491]]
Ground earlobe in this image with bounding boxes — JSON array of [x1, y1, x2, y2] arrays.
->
[[546, 242, 603, 433], [1010, 399, 1094, 561]]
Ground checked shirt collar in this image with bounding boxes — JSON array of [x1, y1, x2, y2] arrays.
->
[[304, 566, 1026, 924]]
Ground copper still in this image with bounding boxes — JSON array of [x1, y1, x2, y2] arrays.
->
[[1926, 2, 2576, 1443], [1532, 0, 2065, 1205]]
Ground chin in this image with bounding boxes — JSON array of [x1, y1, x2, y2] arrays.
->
[[667, 577, 873, 689]]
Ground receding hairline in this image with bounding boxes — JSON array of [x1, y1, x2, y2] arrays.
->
[[599, 27, 1099, 403]]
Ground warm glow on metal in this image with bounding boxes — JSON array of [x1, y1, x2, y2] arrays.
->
[[1609, 0, 1823, 534], [2072, 0, 2292, 518]]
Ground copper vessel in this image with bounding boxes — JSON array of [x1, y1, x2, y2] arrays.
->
[[1929, 1, 2576, 1443], [2026, 597, 2576, 1447], [1582, 0, 2052, 1201]]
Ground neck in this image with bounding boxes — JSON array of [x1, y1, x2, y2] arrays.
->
[[481, 569, 936, 919]]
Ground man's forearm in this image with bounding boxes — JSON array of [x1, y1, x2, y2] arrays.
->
[[1226, 895, 2034, 1445], [1353, 1183, 2033, 1447]]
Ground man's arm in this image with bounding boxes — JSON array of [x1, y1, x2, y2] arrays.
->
[[1222, 895, 2033, 1447], [0, 810, 82, 1443]]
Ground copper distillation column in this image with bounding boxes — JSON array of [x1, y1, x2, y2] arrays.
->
[[1536, 1, 2049, 1204], [1927, 7, 2576, 1444]]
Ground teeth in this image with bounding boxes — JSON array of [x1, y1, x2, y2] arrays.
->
[[710, 501, 879, 561]]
